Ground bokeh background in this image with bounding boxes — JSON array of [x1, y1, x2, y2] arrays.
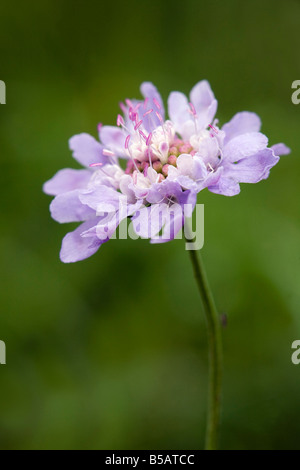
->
[[0, 0, 299, 450]]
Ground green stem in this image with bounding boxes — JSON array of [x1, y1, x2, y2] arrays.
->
[[185, 233, 223, 450]]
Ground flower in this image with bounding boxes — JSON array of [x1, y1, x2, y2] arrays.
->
[[44, 81, 290, 263]]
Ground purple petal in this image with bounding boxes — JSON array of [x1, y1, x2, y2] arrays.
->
[[69, 133, 108, 168], [151, 203, 184, 244], [99, 126, 127, 157], [223, 132, 268, 163], [223, 148, 279, 184], [132, 204, 167, 239], [190, 80, 218, 129], [222, 112, 261, 145], [43, 168, 91, 196], [168, 91, 193, 139], [79, 186, 124, 212], [60, 218, 103, 263], [146, 180, 183, 204], [50, 190, 95, 223], [208, 177, 241, 197], [271, 143, 291, 156], [140, 82, 165, 120]]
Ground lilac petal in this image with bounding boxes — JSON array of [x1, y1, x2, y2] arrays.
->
[[222, 112, 261, 145], [79, 186, 124, 212], [151, 203, 184, 244], [223, 132, 268, 163], [83, 200, 143, 241], [271, 143, 291, 156], [50, 190, 95, 223], [99, 126, 127, 157], [132, 204, 167, 239], [223, 148, 279, 184], [43, 168, 91, 196], [190, 80, 218, 129], [208, 177, 241, 197], [146, 180, 183, 204], [140, 82, 165, 120], [199, 166, 223, 191], [69, 133, 108, 168], [168, 91, 193, 139], [60, 218, 103, 263]]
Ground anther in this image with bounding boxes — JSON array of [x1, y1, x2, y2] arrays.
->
[[89, 163, 103, 168], [153, 98, 161, 110], [125, 135, 131, 149], [208, 124, 218, 134], [139, 130, 147, 141], [143, 109, 153, 118], [146, 132, 152, 146], [102, 149, 115, 158], [117, 115, 124, 127], [189, 102, 197, 116], [155, 111, 163, 123], [125, 98, 133, 108], [134, 120, 143, 131]]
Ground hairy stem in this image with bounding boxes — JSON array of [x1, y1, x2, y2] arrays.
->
[[185, 232, 223, 450]]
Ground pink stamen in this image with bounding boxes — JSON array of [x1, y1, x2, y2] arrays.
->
[[155, 111, 163, 123], [146, 133, 152, 146], [97, 123, 103, 132], [208, 124, 218, 134], [189, 102, 197, 116], [134, 120, 143, 131], [117, 114, 124, 127], [125, 135, 131, 149], [125, 98, 133, 108], [139, 130, 147, 141], [119, 102, 126, 113], [143, 162, 149, 177], [143, 97, 149, 109], [102, 149, 115, 157], [133, 102, 142, 111], [133, 171, 138, 185], [143, 108, 153, 118], [153, 98, 161, 110], [89, 162, 103, 168]]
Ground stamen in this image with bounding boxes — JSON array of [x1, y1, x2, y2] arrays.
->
[[125, 98, 133, 108], [134, 120, 143, 131], [117, 114, 124, 127], [125, 134, 131, 149], [139, 130, 147, 141], [143, 97, 149, 109], [153, 98, 161, 110], [146, 133, 153, 167], [189, 102, 197, 116], [89, 162, 103, 168], [143, 109, 153, 118], [97, 123, 103, 132], [119, 102, 126, 113], [208, 124, 218, 134], [133, 102, 142, 111], [155, 111, 163, 124], [102, 149, 115, 158], [146, 132, 152, 146], [133, 171, 138, 185]]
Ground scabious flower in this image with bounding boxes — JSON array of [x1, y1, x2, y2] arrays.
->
[[44, 80, 290, 263]]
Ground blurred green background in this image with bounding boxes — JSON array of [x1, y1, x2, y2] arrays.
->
[[0, 0, 300, 450]]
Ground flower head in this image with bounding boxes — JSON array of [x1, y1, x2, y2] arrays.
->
[[44, 80, 290, 262]]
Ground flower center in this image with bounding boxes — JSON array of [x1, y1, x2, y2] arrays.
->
[[125, 135, 197, 179]]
